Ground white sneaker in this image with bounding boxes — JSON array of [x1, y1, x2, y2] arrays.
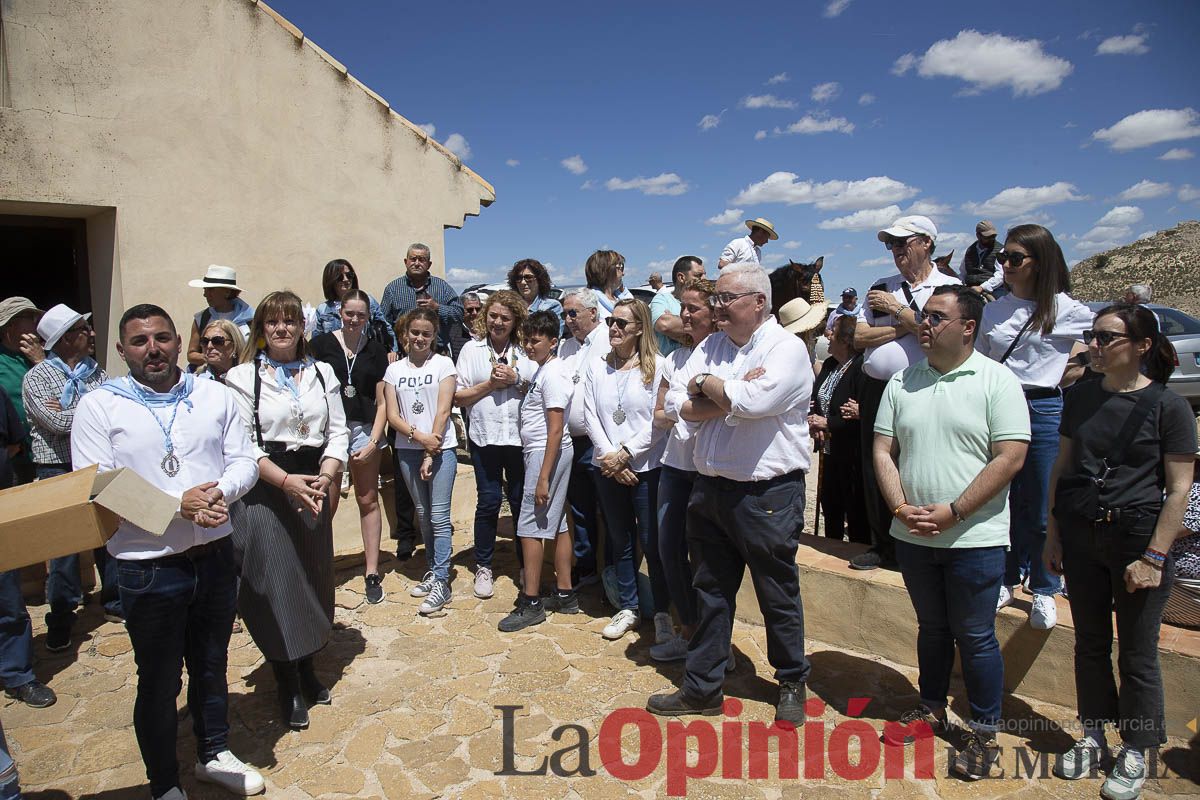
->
[[340, 471, 350, 496], [474, 567, 494, 599], [196, 750, 265, 796], [1030, 594, 1058, 630], [602, 609, 639, 640], [1101, 746, 1147, 800], [653, 612, 675, 644], [649, 635, 688, 663], [155, 790, 187, 800], [996, 585, 1014, 611], [419, 580, 452, 615], [410, 571, 435, 598]]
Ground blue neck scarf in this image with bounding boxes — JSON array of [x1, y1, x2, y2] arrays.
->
[[44, 354, 99, 408], [99, 373, 194, 409], [259, 353, 313, 399]]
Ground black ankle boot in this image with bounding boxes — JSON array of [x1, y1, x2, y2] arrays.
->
[[271, 660, 309, 729], [298, 656, 331, 705]]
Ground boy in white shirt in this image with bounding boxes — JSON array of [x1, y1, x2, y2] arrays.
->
[[499, 311, 576, 632]]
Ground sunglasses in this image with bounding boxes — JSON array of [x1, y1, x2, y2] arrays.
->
[[604, 317, 636, 330], [707, 291, 761, 308], [996, 251, 1033, 267], [916, 310, 963, 327], [199, 335, 231, 348], [515, 274, 537, 283], [883, 235, 915, 251], [1082, 330, 1130, 347], [560, 309, 580, 320]]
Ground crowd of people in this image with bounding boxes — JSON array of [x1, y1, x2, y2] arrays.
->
[[0, 214, 1195, 799]]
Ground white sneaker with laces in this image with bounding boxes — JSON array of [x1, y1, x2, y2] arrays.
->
[[602, 609, 639, 640], [653, 612, 675, 644], [195, 750, 265, 796], [1030, 594, 1058, 630], [1101, 746, 1147, 800], [410, 571, 435, 598], [996, 585, 1014, 611], [649, 635, 688, 663], [474, 567, 494, 599]]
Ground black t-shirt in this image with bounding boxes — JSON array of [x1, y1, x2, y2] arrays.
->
[[310, 333, 390, 424], [1060, 380, 1197, 511]]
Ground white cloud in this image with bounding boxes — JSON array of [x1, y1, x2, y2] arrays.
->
[[776, 113, 855, 135], [860, 255, 894, 267], [754, 130, 767, 141], [1092, 108, 1200, 151], [1074, 206, 1146, 255], [447, 267, 488, 285], [605, 173, 691, 196], [1096, 206, 1144, 227], [811, 82, 841, 103], [561, 155, 588, 175], [1160, 148, 1195, 161], [417, 122, 437, 138], [1137, 229, 1157, 241], [705, 208, 744, 226], [937, 231, 975, 252], [1116, 179, 1172, 201], [781, 240, 803, 250], [818, 206, 903, 231], [1096, 33, 1150, 56], [824, 0, 852, 18], [740, 94, 798, 110], [443, 133, 472, 160], [963, 182, 1086, 216], [858, 93, 875, 106], [892, 30, 1073, 97], [1180, 184, 1200, 202], [904, 199, 955, 218], [698, 112, 723, 131], [731, 173, 919, 211], [1063, 121, 1078, 129], [766, 72, 790, 85], [580, 179, 596, 190], [505, 158, 520, 167]]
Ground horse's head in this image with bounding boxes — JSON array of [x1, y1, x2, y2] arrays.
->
[[933, 250, 956, 278], [768, 256, 824, 315]]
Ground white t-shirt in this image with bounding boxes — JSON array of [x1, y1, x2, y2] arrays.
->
[[583, 355, 667, 472], [455, 338, 536, 448], [976, 292, 1092, 389], [558, 325, 612, 437], [519, 358, 573, 453], [861, 268, 962, 380], [659, 346, 700, 471], [384, 354, 458, 450]]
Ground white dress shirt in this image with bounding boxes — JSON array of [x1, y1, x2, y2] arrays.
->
[[583, 356, 667, 472], [976, 292, 1093, 388], [659, 346, 701, 471], [558, 324, 612, 437], [455, 338, 536, 448], [71, 374, 259, 560], [719, 235, 761, 267], [861, 267, 961, 380], [224, 360, 350, 464], [682, 317, 813, 481]]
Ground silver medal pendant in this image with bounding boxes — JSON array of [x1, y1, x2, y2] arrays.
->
[[343, 385, 357, 399], [572, 373, 581, 384], [161, 450, 181, 478], [612, 406, 627, 425], [297, 420, 311, 437], [412, 399, 425, 415]]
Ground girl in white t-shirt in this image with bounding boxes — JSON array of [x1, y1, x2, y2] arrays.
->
[[384, 308, 458, 615], [498, 311, 576, 632]]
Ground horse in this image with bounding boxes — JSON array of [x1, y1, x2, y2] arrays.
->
[[768, 256, 824, 318], [933, 249, 957, 279]]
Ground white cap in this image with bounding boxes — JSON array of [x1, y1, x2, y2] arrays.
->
[[37, 304, 91, 351], [877, 215, 938, 244]]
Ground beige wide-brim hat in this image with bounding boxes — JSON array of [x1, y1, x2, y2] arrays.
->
[[745, 217, 779, 241], [188, 264, 242, 290], [779, 297, 827, 334], [0, 297, 43, 328]]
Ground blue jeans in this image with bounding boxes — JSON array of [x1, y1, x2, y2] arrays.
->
[[895, 539, 1006, 733], [1005, 394, 1063, 595], [118, 538, 238, 797], [594, 468, 666, 613], [469, 444, 524, 569], [567, 436, 600, 575], [657, 465, 698, 627], [0, 716, 18, 800], [0, 571, 33, 690], [396, 448, 457, 582]]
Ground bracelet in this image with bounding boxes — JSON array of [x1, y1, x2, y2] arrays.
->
[[1139, 555, 1164, 570], [949, 501, 966, 522], [1144, 547, 1168, 560], [893, 502, 910, 516], [407, 427, 415, 443], [280, 472, 290, 489]]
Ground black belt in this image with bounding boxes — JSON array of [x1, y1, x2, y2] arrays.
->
[[1023, 386, 1061, 400], [699, 468, 804, 495], [153, 538, 224, 566]]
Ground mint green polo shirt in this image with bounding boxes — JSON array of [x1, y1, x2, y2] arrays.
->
[[874, 349, 1030, 549]]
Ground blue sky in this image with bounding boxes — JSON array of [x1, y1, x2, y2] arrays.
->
[[269, 0, 1200, 297]]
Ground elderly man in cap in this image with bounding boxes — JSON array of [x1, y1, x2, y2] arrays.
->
[[960, 220, 1006, 296], [719, 218, 777, 269], [23, 304, 123, 651], [825, 286, 864, 335], [850, 216, 961, 570]]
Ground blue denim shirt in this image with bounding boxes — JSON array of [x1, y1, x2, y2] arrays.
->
[[313, 293, 397, 351]]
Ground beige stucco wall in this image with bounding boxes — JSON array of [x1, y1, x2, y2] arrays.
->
[[0, 0, 493, 368]]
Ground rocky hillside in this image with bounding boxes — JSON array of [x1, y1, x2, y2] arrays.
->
[[1070, 220, 1200, 318]]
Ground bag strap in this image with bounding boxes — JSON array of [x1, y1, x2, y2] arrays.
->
[[252, 362, 265, 449], [1104, 382, 1166, 467], [999, 315, 1036, 365], [899, 283, 920, 314]]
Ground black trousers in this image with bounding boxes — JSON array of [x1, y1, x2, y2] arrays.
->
[[390, 445, 418, 550], [858, 376, 895, 559], [683, 472, 810, 700], [820, 449, 871, 544]]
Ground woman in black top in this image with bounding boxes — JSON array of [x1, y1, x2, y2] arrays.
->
[[310, 290, 391, 604], [1044, 303, 1196, 796], [808, 315, 868, 543]]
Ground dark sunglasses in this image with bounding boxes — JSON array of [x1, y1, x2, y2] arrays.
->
[[515, 273, 537, 283], [1082, 330, 1130, 347], [883, 235, 915, 251], [199, 335, 231, 348], [560, 309, 579, 320], [996, 251, 1032, 267], [916, 310, 963, 327], [604, 317, 634, 330]]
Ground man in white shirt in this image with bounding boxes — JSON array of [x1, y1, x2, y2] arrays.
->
[[72, 304, 263, 800], [647, 263, 813, 726], [650, 255, 705, 356], [718, 218, 777, 268], [557, 288, 611, 587], [851, 215, 961, 571]]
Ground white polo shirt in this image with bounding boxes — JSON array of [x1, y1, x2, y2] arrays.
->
[[861, 267, 961, 381]]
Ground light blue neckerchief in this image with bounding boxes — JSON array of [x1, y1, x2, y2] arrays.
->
[[259, 353, 314, 399], [98, 373, 195, 463], [44, 354, 99, 407]]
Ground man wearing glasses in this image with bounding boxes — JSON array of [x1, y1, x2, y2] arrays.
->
[[647, 262, 813, 726], [850, 215, 961, 571]]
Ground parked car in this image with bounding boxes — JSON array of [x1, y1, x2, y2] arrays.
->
[[1085, 302, 1200, 408]]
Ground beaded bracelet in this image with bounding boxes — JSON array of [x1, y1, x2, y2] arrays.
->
[[1145, 547, 1168, 560]]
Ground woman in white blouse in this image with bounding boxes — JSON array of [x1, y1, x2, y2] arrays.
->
[[976, 224, 1093, 631], [454, 290, 534, 600], [384, 307, 459, 615], [225, 290, 349, 731], [583, 298, 669, 641]]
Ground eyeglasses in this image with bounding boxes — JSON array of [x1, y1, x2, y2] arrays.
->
[[515, 274, 537, 283], [884, 235, 915, 251], [707, 291, 761, 308], [464, 306, 481, 314], [560, 309, 580, 320], [916, 310, 963, 327], [199, 336, 231, 348], [64, 323, 90, 336], [604, 317, 635, 330], [996, 251, 1032, 267], [615, 263, 626, 271], [1083, 330, 1131, 347]]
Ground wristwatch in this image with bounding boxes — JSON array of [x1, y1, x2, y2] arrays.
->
[[693, 373, 711, 395]]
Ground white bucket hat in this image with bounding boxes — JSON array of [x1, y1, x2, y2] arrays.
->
[[37, 304, 91, 351], [188, 265, 242, 290]]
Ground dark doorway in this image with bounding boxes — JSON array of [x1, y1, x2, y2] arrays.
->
[[0, 216, 91, 313]]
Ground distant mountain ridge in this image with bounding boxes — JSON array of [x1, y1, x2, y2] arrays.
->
[[1070, 220, 1200, 319]]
